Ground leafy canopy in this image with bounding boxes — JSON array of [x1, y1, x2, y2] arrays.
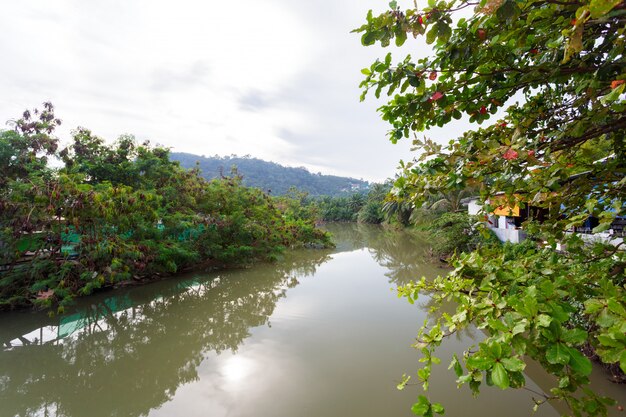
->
[[355, 0, 625, 416], [0, 104, 331, 311]]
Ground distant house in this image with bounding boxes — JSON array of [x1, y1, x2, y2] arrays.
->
[[465, 196, 529, 243], [464, 196, 625, 246]]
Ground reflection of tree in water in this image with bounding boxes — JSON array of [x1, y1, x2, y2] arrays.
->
[[326, 224, 476, 342], [325, 223, 444, 286], [0, 225, 453, 417], [0, 250, 332, 417]]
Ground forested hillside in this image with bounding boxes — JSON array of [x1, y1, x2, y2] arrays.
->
[[171, 153, 369, 196]]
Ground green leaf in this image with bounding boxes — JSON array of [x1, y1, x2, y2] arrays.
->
[[592, 222, 611, 233], [491, 362, 510, 389], [389, 0, 398, 9], [412, 395, 431, 416], [466, 355, 493, 370], [597, 334, 622, 348], [362, 32, 377, 46], [589, 0, 621, 18], [431, 402, 445, 415], [450, 354, 463, 377], [489, 342, 502, 359], [496, 0, 520, 23], [584, 299, 605, 314], [607, 299, 626, 317], [566, 347, 592, 376], [600, 83, 625, 104], [426, 27, 437, 45], [597, 309, 618, 327], [562, 328, 588, 345], [546, 343, 570, 365], [501, 357, 525, 372], [537, 314, 552, 327], [620, 350, 626, 374], [397, 373, 411, 390], [396, 29, 408, 47]]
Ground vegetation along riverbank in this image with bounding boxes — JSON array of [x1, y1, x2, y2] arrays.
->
[[354, 0, 626, 415], [0, 103, 331, 312]]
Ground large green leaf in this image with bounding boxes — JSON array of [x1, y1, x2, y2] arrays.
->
[[566, 347, 592, 376], [501, 357, 525, 372], [412, 395, 431, 416], [589, 0, 621, 18], [546, 343, 570, 365], [491, 362, 510, 389]]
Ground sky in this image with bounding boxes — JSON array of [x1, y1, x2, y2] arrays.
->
[[0, 0, 470, 182]]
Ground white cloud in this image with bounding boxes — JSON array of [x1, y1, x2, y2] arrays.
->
[[0, 0, 470, 182]]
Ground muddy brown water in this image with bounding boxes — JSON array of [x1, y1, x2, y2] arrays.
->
[[0, 223, 623, 417]]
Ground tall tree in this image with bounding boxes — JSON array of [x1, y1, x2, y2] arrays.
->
[[355, 0, 625, 416]]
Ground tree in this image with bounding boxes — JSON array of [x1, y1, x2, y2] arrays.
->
[[355, 0, 625, 416], [427, 188, 475, 213], [0, 104, 331, 310]]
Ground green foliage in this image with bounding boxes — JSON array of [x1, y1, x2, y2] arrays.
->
[[0, 104, 331, 310], [426, 212, 498, 258], [356, 0, 626, 415], [357, 200, 385, 224], [316, 195, 359, 222], [359, 182, 391, 224], [315, 182, 393, 224]]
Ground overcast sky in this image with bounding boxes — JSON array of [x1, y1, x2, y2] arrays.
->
[[0, 0, 470, 182]]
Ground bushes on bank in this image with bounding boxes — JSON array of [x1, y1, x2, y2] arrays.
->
[[0, 104, 331, 310]]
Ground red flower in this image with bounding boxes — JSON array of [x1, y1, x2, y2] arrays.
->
[[611, 79, 625, 89], [429, 71, 437, 80], [479, 106, 487, 114], [503, 149, 519, 160], [417, 15, 423, 24], [431, 91, 444, 101]]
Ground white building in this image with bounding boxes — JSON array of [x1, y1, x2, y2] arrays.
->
[[465, 197, 624, 246]]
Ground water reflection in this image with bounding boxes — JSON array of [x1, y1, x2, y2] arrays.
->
[[324, 223, 442, 286], [0, 249, 332, 417], [2, 224, 620, 417]]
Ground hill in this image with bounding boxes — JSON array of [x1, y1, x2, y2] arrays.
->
[[170, 153, 369, 197]]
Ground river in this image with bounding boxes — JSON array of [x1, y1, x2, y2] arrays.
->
[[0, 223, 623, 417]]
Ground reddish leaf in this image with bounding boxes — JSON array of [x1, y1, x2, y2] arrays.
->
[[431, 91, 444, 101]]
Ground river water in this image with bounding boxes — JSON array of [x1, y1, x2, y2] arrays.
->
[[0, 224, 623, 417]]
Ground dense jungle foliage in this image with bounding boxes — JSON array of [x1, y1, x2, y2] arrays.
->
[[314, 182, 391, 223], [171, 152, 370, 197], [0, 103, 331, 311], [355, 0, 626, 416]]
